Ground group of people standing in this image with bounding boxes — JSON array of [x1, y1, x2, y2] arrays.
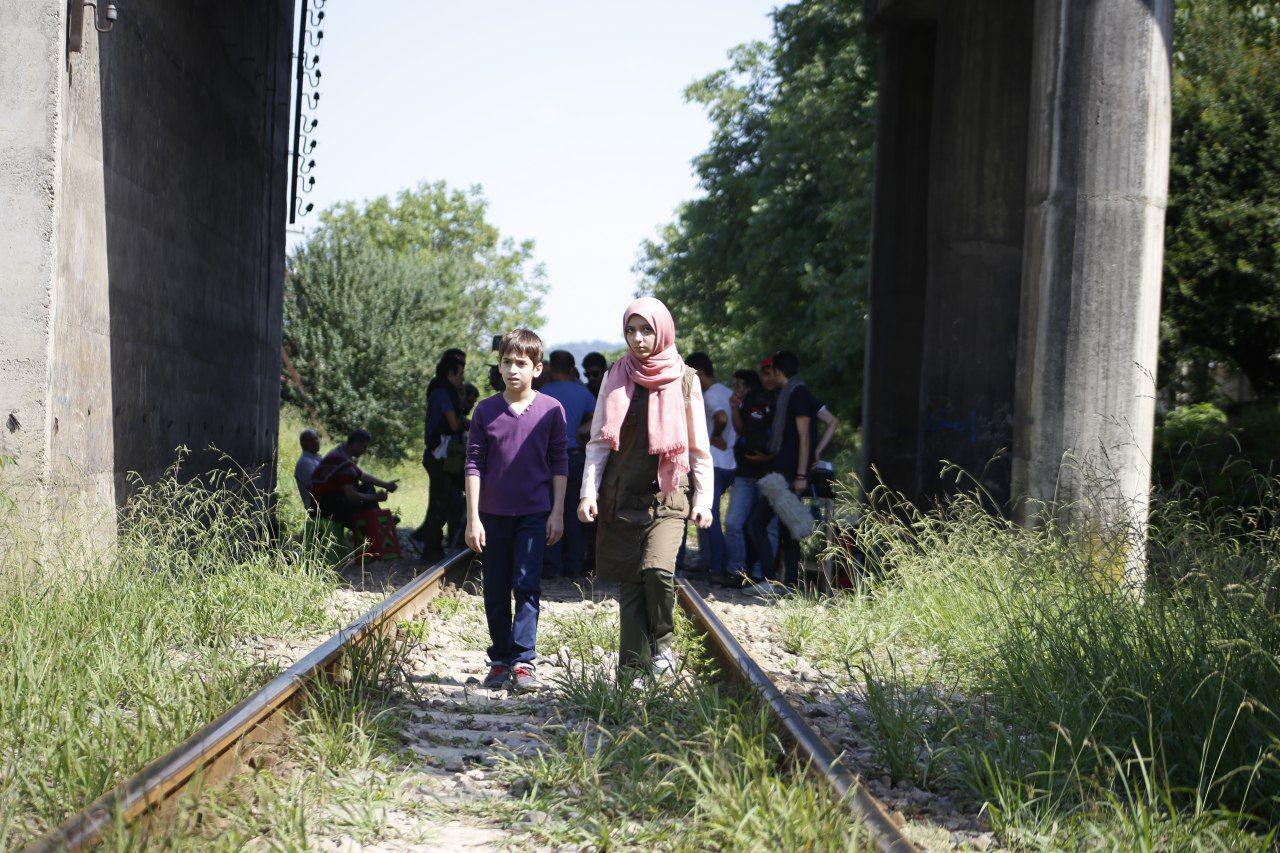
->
[[295, 295, 836, 691], [408, 347, 607, 578], [686, 349, 839, 595]]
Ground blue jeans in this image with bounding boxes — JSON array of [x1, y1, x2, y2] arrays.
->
[[724, 475, 757, 574], [749, 490, 806, 586], [696, 468, 734, 574], [480, 511, 547, 665], [725, 476, 778, 579], [542, 450, 585, 578]]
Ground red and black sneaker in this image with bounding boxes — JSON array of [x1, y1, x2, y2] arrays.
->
[[482, 662, 510, 690], [510, 662, 543, 693]]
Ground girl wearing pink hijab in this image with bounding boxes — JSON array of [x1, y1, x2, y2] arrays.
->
[[578, 297, 713, 680]]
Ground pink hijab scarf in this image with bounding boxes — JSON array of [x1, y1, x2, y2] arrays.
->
[[597, 297, 689, 495]]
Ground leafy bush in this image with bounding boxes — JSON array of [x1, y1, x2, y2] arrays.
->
[[1163, 0, 1280, 401], [637, 0, 877, 423], [1155, 402, 1280, 515]]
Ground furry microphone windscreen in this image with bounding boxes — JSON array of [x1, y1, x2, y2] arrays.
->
[[757, 472, 815, 541]]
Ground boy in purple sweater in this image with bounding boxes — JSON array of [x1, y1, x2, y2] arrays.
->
[[465, 329, 568, 692]]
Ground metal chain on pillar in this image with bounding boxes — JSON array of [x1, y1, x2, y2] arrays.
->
[[289, 0, 326, 223]]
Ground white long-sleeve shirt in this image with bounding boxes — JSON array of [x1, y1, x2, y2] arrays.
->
[[581, 376, 714, 513]]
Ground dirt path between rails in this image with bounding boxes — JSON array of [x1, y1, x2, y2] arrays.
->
[[180, 563, 620, 851]]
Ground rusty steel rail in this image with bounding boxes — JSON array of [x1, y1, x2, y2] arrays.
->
[[676, 578, 918, 853], [29, 551, 910, 851], [26, 549, 470, 853]]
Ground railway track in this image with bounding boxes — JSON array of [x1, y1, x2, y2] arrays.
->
[[27, 552, 916, 852]]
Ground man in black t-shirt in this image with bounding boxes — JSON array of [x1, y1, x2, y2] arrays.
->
[[746, 351, 821, 593]]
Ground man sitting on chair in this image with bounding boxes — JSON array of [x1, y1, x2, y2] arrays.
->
[[310, 428, 399, 530]]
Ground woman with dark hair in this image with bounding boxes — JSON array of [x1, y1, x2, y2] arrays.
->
[[412, 352, 466, 559], [578, 297, 713, 683]]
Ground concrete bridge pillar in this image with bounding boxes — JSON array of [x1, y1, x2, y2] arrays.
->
[[1012, 0, 1174, 552], [0, 0, 294, 519], [861, 23, 934, 501], [863, 0, 1174, 552]]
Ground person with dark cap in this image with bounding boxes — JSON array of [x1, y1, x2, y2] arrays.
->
[[310, 428, 399, 530]]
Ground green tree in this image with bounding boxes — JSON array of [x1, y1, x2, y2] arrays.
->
[[1164, 0, 1280, 401], [318, 181, 547, 368], [284, 183, 546, 458], [637, 0, 877, 421]]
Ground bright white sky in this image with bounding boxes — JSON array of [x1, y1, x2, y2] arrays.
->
[[288, 0, 778, 344]]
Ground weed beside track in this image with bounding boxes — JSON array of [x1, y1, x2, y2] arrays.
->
[[761, 482, 1280, 850], [0, 466, 345, 848]]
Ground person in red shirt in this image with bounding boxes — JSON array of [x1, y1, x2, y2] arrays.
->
[[310, 428, 399, 529]]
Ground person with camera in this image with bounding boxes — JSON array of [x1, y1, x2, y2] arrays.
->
[[744, 351, 826, 596]]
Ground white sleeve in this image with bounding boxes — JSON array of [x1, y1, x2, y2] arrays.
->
[[686, 380, 714, 512], [580, 396, 611, 502]]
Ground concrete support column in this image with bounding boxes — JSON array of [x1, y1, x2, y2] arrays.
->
[[1012, 0, 1174, 559], [916, 0, 1033, 505], [0, 0, 64, 509], [860, 23, 935, 501]]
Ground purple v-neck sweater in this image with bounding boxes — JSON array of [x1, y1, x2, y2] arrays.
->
[[465, 392, 568, 516]]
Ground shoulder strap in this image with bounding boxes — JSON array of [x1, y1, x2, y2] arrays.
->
[[681, 367, 695, 402]]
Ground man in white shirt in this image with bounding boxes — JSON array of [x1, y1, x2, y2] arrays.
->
[[294, 428, 323, 516], [686, 352, 736, 582]]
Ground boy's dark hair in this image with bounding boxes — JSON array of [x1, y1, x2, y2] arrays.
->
[[548, 349, 576, 375], [347, 428, 372, 445], [733, 369, 761, 391], [686, 351, 714, 376], [463, 383, 480, 397], [772, 350, 800, 378], [498, 328, 544, 365], [582, 351, 607, 371]]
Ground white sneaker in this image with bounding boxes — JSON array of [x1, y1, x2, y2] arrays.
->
[[651, 649, 678, 679], [744, 580, 782, 598]]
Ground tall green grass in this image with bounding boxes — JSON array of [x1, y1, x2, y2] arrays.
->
[[503, 610, 868, 851], [0, 461, 340, 847], [781, 473, 1280, 848]]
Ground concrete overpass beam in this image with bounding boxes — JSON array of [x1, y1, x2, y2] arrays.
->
[[916, 0, 1034, 505], [861, 23, 935, 501]]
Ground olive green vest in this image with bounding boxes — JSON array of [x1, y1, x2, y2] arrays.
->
[[597, 368, 695, 525]]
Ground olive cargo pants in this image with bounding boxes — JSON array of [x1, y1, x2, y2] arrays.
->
[[617, 567, 676, 670]]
